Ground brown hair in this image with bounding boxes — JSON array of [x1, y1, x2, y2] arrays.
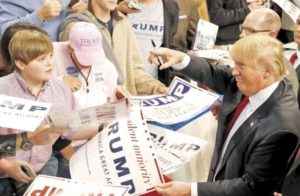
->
[[0, 23, 48, 75], [8, 29, 53, 70]]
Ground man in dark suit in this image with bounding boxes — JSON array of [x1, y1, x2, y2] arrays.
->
[[149, 34, 300, 196], [207, 0, 264, 47]]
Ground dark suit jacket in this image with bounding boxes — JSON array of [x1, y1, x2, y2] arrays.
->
[[177, 56, 300, 196], [280, 145, 300, 196], [207, 0, 249, 45]]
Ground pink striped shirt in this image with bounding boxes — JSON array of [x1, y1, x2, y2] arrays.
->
[[0, 71, 76, 175]]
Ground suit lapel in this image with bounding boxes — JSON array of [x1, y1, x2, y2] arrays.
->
[[214, 81, 286, 178], [288, 157, 300, 175], [210, 92, 243, 172], [217, 113, 261, 174]]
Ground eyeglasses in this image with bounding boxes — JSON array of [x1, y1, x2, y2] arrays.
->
[[240, 26, 271, 35]]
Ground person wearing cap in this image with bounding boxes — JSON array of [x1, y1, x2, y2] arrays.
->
[[0, 27, 101, 195], [53, 22, 118, 108], [59, 0, 168, 96]]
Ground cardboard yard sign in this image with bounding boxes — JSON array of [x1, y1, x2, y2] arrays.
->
[[24, 175, 129, 196], [70, 106, 164, 195]]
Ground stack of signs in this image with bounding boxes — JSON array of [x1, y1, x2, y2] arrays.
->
[[193, 19, 219, 50], [273, 0, 300, 23], [70, 106, 164, 195], [131, 77, 220, 130], [0, 94, 52, 131], [48, 99, 127, 129], [194, 49, 229, 61], [24, 175, 129, 196], [148, 124, 207, 174]]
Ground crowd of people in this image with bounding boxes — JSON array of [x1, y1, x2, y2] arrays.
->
[[0, 0, 299, 195]]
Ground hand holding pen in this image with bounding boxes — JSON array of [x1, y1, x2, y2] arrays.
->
[[151, 39, 163, 66]]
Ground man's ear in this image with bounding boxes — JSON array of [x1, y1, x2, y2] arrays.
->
[[263, 65, 273, 79], [14, 60, 26, 71], [268, 31, 277, 38]]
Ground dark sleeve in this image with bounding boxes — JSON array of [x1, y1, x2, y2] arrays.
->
[[52, 137, 72, 152], [0, 134, 17, 156], [196, 132, 298, 196], [186, 3, 199, 50], [163, 0, 179, 50], [207, 0, 249, 27], [178, 56, 233, 94]]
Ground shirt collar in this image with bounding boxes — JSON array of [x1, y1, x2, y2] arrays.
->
[[111, 9, 123, 21], [248, 81, 280, 110], [13, 71, 50, 95]]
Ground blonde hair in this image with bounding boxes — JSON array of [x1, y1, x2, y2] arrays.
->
[[230, 34, 285, 80], [8, 29, 53, 69]]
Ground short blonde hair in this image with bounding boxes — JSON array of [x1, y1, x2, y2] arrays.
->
[[8, 29, 53, 68], [230, 34, 285, 80]]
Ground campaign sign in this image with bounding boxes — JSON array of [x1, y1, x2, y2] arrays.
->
[[135, 77, 219, 130], [0, 94, 52, 131], [193, 19, 219, 50], [48, 99, 127, 129], [273, 0, 300, 23], [194, 49, 229, 61], [24, 175, 129, 196], [70, 106, 164, 195], [148, 124, 207, 174]]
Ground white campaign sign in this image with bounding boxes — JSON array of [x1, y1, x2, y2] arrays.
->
[[48, 99, 127, 129], [148, 124, 208, 174], [273, 0, 300, 23], [194, 49, 229, 61], [24, 175, 129, 196], [193, 19, 219, 50], [0, 94, 52, 131], [70, 106, 164, 195], [131, 77, 219, 130]]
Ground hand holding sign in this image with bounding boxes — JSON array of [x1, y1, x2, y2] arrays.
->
[[27, 124, 67, 146]]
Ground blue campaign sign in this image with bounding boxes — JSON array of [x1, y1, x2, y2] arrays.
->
[[143, 77, 221, 131]]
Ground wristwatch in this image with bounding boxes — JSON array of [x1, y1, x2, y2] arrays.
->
[[21, 132, 33, 151]]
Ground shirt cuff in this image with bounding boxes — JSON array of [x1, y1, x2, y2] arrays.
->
[[33, 10, 47, 25], [172, 54, 191, 70], [191, 182, 198, 196]]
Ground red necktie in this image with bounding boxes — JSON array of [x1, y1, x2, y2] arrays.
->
[[290, 52, 297, 65], [296, 147, 300, 160], [223, 96, 249, 140]]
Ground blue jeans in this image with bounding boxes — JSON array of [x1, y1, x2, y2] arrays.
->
[[39, 151, 71, 178]]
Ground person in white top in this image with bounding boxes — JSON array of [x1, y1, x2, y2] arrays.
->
[[53, 22, 118, 109]]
